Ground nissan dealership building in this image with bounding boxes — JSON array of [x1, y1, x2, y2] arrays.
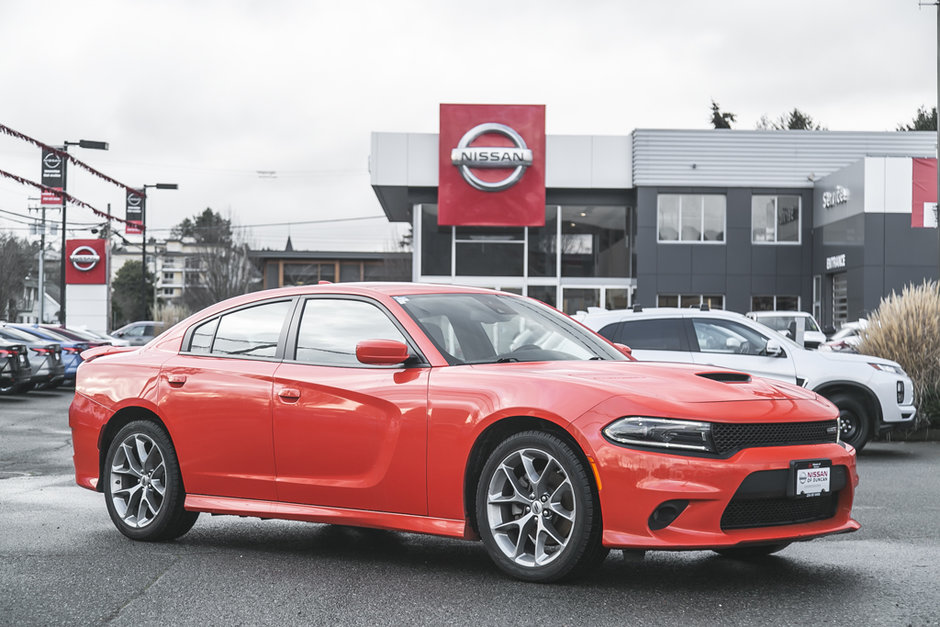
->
[[369, 104, 937, 329]]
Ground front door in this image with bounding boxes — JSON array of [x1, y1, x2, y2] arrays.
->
[[272, 297, 429, 515]]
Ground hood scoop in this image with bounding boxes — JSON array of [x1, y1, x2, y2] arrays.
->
[[696, 371, 752, 384]]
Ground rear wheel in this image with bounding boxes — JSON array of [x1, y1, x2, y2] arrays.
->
[[714, 542, 790, 559], [104, 421, 198, 541], [475, 430, 606, 582], [829, 393, 870, 451]]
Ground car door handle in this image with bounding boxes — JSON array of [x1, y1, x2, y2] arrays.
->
[[278, 388, 301, 402], [167, 374, 187, 387]]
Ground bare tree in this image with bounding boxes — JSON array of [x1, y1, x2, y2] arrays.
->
[[0, 234, 36, 320], [181, 235, 260, 311]]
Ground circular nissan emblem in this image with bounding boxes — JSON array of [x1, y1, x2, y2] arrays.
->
[[70, 246, 100, 272], [450, 123, 533, 192], [127, 192, 141, 207], [43, 152, 62, 170]]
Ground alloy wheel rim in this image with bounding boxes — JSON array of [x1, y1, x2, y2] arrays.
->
[[486, 447, 576, 567], [109, 434, 167, 528]]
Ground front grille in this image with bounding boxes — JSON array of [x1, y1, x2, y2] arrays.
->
[[711, 420, 837, 455], [721, 492, 839, 530]]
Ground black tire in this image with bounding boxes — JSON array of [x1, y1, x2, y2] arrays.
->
[[829, 393, 870, 451], [475, 430, 606, 582], [714, 542, 791, 559], [103, 420, 198, 541]]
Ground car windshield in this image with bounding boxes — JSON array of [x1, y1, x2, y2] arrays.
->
[[0, 326, 39, 342], [394, 293, 624, 365]]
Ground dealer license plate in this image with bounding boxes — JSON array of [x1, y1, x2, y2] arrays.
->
[[791, 459, 831, 497]]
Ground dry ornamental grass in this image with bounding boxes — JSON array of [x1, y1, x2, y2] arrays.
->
[[857, 280, 940, 427]]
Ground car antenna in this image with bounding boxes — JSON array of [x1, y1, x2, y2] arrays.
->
[[632, 304, 643, 312]]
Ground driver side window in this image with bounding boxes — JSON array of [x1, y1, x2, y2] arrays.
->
[[692, 318, 769, 355]]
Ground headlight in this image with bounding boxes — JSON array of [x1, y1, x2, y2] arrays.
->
[[869, 362, 906, 376], [603, 417, 715, 453]]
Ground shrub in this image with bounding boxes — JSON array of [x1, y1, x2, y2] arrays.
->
[[152, 302, 191, 328], [856, 280, 940, 428]]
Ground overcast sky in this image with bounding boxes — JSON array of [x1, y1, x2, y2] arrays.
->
[[0, 0, 935, 252]]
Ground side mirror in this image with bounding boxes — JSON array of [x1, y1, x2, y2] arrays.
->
[[765, 339, 783, 357], [112, 330, 124, 337], [356, 339, 410, 365], [614, 343, 635, 360]]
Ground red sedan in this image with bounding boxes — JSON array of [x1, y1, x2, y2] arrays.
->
[[70, 283, 858, 582]]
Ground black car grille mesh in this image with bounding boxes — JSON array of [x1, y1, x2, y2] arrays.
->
[[711, 420, 837, 455], [721, 493, 839, 530]]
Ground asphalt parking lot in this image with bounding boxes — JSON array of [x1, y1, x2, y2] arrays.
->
[[1, 388, 938, 626]]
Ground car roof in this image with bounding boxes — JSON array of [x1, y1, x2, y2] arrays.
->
[[746, 310, 814, 317], [580, 307, 752, 328]]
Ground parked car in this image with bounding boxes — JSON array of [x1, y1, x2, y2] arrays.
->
[[72, 328, 131, 347], [819, 320, 868, 353], [71, 283, 858, 582], [578, 307, 915, 451], [745, 310, 827, 349], [7, 324, 89, 384], [0, 325, 65, 390], [110, 321, 165, 346], [40, 325, 111, 348], [0, 337, 32, 394]]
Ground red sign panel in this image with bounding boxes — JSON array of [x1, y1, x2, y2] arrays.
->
[[912, 157, 937, 228], [438, 104, 546, 227], [65, 239, 108, 285]]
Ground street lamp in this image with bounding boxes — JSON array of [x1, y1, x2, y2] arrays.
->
[[59, 139, 109, 325], [139, 183, 178, 320]]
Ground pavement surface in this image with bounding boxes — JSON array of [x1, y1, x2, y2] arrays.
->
[[1, 388, 939, 625]]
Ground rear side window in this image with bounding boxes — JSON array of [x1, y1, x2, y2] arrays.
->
[[193, 301, 291, 358], [615, 318, 688, 351]]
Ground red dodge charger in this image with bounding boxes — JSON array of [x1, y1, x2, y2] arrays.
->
[[70, 283, 858, 582]]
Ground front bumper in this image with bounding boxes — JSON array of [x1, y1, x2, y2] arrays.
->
[[574, 413, 859, 550]]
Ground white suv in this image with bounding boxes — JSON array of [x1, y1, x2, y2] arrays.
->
[[577, 307, 916, 451]]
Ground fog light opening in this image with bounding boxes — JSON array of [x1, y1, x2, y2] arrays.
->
[[648, 500, 689, 531]]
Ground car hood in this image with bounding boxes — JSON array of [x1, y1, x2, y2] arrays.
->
[[468, 360, 819, 405], [800, 347, 903, 370]]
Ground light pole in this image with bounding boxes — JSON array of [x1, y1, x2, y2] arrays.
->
[[59, 139, 108, 325], [139, 183, 178, 320]]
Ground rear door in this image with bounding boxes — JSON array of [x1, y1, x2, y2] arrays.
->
[[160, 298, 294, 501], [602, 317, 695, 364]]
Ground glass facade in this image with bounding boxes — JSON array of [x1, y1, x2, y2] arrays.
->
[[416, 204, 635, 313]]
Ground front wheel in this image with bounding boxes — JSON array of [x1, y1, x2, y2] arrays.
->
[[475, 431, 606, 582], [829, 393, 870, 451], [104, 421, 198, 541]]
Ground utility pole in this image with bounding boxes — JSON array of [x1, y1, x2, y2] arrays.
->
[[27, 197, 56, 324]]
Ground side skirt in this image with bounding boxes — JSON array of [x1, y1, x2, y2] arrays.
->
[[185, 494, 469, 539]]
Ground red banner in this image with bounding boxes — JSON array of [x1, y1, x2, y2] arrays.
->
[[912, 157, 937, 228], [438, 104, 545, 227], [65, 239, 108, 285]]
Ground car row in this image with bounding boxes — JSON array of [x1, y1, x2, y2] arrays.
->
[[0, 323, 132, 395], [70, 283, 859, 582]]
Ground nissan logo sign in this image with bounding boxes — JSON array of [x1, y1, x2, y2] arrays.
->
[[450, 123, 533, 192], [127, 192, 142, 206], [43, 152, 62, 170], [69, 246, 101, 272]]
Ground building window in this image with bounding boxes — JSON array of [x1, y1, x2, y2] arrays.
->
[[752, 195, 800, 243], [813, 275, 822, 323], [420, 205, 452, 276], [657, 294, 724, 309], [750, 295, 800, 311], [162, 272, 174, 282], [561, 206, 630, 277], [657, 194, 725, 243], [455, 225, 524, 277], [282, 262, 336, 285], [162, 288, 175, 296]]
